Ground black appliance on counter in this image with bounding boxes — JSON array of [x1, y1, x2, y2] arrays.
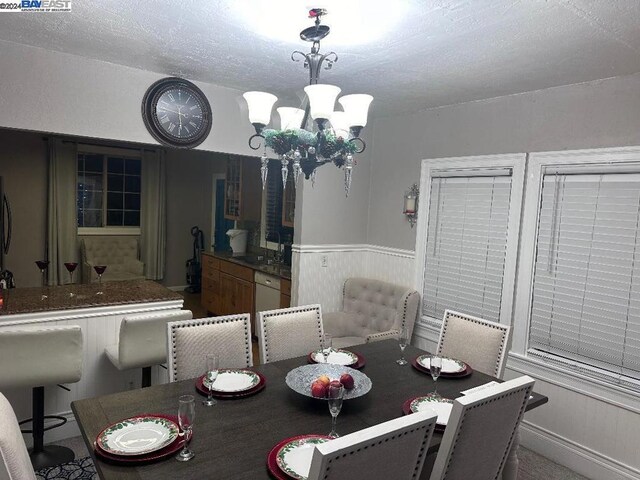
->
[[0, 176, 13, 288]]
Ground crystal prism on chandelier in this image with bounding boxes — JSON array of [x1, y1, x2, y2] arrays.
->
[[242, 8, 373, 197]]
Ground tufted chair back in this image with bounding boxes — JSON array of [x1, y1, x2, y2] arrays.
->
[[0, 392, 37, 480], [81, 237, 145, 282], [323, 279, 419, 349]]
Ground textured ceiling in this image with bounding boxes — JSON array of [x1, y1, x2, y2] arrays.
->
[[0, 0, 639, 115]]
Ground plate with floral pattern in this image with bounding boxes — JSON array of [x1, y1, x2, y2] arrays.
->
[[402, 394, 454, 428], [96, 415, 179, 456], [275, 434, 332, 480], [416, 355, 467, 374], [309, 348, 359, 366], [203, 369, 261, 393]]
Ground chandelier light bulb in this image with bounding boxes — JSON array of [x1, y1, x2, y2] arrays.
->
[[277, 107, 305, 130], [329, 111, 350, 138], [304, 84, 341, 121], [243, 91, 278, 126], [338, 94, 373, 128]]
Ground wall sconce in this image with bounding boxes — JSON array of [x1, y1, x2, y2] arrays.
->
[[403, 183, 419, 228]]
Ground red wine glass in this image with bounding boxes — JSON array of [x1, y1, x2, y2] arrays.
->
[[35, 260, 49, 300], [93, 265, 107, 295], [64, 262, 78, 297]]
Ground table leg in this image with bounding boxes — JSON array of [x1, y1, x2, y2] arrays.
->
[[502, 428, 520, 480]]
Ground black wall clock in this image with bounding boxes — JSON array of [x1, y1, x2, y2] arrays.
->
[[142, 77, 212, 149]]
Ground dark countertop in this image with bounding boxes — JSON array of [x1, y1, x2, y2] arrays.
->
[[204, 251, 292, 280], [0, 280, 182, 316]]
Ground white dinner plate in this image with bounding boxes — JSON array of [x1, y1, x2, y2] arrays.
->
[[276, 435, 331, 480], [96, 416, 179, 456], [410, 395, 454, 426], [417, 355, 467, 374], [310, 348, 358, 366], [204, 369, 261, 393]]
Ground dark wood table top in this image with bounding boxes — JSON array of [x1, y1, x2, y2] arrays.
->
[[72, 339, 547, 480]]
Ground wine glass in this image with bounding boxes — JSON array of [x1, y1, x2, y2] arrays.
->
[[64, 262, 78, 297], [203, 354, 219, 407], [176, 395, 196, 462], [396, 325, 409, 365], [327, 383, 344, 439], [35, 260, 49, 300], [430, 355, 442, 397], [93, 265, 107, 295], [321, 334, 333, 363]]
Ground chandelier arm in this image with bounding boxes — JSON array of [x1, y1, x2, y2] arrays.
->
[[291, 51, 308, 64], [349, 137, 366, 154], [248, 133, 265, 151], [323, 52, 338, 70]]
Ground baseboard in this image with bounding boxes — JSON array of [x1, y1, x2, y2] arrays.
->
[[520, 421, 640, 480], [22, 411, 80, 448]]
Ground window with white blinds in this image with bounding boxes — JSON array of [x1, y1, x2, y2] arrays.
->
[[422, 171, 513, 324], [529, 172, 640, 384]]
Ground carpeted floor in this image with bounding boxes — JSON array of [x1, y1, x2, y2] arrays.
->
[[39, 437, 589, 480]]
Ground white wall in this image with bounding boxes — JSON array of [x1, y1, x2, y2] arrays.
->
[[0, 40, 256, 157]]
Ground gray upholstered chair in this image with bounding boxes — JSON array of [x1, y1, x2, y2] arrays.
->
[[437, 310, 511, 378], [258, 304, 324, 364], [0, 325, 83, 470], [105, 310, 193, 387], [81, 237, 145, 283], [323, 278, 420, 349], [428, 375, 535, 480], [0, 392, 37, 480], [167, 314, 253, 382], [307, 410, 438, 480]]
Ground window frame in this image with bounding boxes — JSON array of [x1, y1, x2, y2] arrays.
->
[[76, 145, 142, 236], [414, 153, 526, 331]]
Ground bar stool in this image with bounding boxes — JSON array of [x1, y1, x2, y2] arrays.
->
[[104, 309, 193, 387], [0, 325, 83, 470]]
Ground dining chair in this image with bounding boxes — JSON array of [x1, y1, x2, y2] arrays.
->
[[307, 409, 438, 480], [167, 314, 253, 382], [258, 304, 324, 364], [0, 325, 83, 470], [105, 309, 193, 387], [427, 375, 535, 480], [437, 310, 511, 378], [0, 392, 37, 480]]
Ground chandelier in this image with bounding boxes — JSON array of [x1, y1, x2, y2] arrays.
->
[[242, 8, 373, 197]]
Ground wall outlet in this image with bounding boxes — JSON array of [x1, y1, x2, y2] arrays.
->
[[321, 255, 328, 267]]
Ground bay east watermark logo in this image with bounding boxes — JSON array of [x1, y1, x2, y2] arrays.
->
[[0, 0, 71, 12]]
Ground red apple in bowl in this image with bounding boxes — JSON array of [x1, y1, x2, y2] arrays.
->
[[311, 380, 327, 398], [340, 373, 355, 390]]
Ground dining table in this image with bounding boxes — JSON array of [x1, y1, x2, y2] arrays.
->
[[72, 339, 548, 480]]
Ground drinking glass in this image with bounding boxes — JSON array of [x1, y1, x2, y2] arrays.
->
[[327, 383, 344, 438], [35, 260, 49, 300], [321, 334, 333, 363], [203, 354, 219, 407], [64, 262, 78, 297], [396, 325, 408, 365], [93, 265, 107, 295], [430, 355, 442, 397], [176, 395, 196, 462]]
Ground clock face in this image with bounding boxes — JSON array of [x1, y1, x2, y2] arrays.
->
[[142, 78, 212, 148]]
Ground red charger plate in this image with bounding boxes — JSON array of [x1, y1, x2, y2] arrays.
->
[[411, 356, 473, 378], [195, 370, 266, 398], [307, 350, 366, 369], [267, 434, 332, 480], [94, 414, 186, 464]]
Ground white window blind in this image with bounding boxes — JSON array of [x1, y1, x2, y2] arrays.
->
[[529, 172, 640, 384], [422, 172, 513, 324]]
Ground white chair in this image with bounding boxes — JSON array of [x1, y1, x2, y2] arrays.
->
[[428, 375, 535, 480], [437, 310, 511, 378], [0, 392, 37, 480], [307, 410, 438, 480], [0, 325, 83, 470], [104, 310, 193, 387], [258, 304, 323, 364], [167, 314, 253, 382]]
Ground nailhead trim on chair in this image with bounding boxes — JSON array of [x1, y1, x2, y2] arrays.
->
[[169, 314, 251, 382], [321, 424, 431, 479], [438, 310, 510, 377], [261, 305, 323, 364], [440, 385, 533, 480]]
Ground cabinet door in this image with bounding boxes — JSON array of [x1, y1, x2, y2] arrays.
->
[[201, 276, 214, 312], [219, 272, 254, 315], [219, 272, 236, 315], [235, 278, 254, 315]]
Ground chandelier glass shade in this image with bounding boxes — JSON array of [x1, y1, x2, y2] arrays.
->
[[242, 8, 373, 197]]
